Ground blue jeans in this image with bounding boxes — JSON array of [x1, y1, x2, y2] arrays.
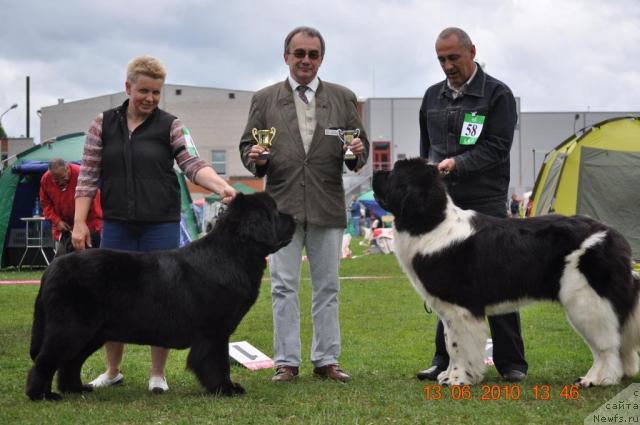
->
[[101, 219, 180, 252], [350, 216, 361, 236]]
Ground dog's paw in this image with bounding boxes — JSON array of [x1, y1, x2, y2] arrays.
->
[[442, 373, 467, 387], [209, 382, 245, 397], [437, 371, 450, 386], [463, 369, 483, 385], [438, 368, 482, 386], [230, 382, 246, 396], [60, 384, 94, 394], [44, 391, 63, 401], [575, 377, 592, 388], [575, 375, 619, 387], [26, 391, 43, 401]]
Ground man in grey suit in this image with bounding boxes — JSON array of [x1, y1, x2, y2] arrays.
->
[[239, 26, 369, 383]]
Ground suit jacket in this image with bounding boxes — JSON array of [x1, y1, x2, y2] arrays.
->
[[239, 79, 369, 228]]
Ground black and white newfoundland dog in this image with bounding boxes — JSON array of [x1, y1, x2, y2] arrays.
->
[[373, 158, 640, 387], [26, 192, 295, 401]]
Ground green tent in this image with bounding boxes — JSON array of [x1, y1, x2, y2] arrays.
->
[[0, 132, 199, 267], [204, 182, 256, 203], [529, 116, 640, 259], [357, 190, 375, 201]]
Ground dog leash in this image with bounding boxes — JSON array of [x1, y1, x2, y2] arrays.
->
[[423, 301, 432, 314]]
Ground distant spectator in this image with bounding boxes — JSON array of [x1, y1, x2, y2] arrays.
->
[[510, 193, 521, 218], [362, 206, 370, 228], [349, 195, 362, 236], [39, 158, 102, 257], [370, 211, 381, 229]]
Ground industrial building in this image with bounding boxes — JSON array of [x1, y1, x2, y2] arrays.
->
[[34, 84, 638, 198]]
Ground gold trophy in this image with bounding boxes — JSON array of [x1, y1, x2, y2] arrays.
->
[[251, 127, 276, 160], [337, 128, 360, 160]]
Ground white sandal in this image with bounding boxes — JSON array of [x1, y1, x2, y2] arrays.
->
[[89, 372, 124, 388], [148, 376, 169, 393]]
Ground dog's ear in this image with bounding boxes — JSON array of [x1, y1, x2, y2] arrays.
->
[[399, 182, 430, 220], [372, 171, 390, 210], [235, 194, 280, 249], [401, 166, 448, 228]]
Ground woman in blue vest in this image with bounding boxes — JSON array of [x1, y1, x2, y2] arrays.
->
[[72, 56, 236, 394]]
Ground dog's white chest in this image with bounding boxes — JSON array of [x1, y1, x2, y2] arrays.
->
[[393, 231, 433, 304], [392, 205, 475, 304]]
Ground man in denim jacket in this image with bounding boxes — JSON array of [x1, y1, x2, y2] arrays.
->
[[416, 27, 528, 383]]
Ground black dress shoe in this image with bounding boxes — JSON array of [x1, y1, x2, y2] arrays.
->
[[502, 370, 527, 382], [416, 365, 446, 381]]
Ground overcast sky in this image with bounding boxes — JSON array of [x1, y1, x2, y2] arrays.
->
[[1, 0, 639, 144]]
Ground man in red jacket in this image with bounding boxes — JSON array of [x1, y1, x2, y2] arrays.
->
[[40, 158, 102, 255]]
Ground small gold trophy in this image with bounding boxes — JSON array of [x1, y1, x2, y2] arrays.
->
[[337, 128, 360, 160], [251, 127, 277, 160]]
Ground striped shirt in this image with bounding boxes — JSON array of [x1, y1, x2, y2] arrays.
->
[[76, 113, 210, 198]]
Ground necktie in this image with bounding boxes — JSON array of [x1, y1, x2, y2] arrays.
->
[[296, 85, 309, 104]]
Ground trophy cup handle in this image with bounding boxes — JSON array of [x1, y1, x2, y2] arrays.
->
[[251, 128, 259, 143], [353, 128, 360, 138], [269, 127, 277, 139]]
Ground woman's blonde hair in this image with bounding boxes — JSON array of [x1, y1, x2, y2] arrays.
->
[[126, 55, 167, 83]]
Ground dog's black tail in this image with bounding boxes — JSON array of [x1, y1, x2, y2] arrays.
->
[[29, 287, 46, 361]]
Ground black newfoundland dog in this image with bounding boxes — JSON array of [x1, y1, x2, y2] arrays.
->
[[26, 192, 295, 401], [373, 158, 640, 387]]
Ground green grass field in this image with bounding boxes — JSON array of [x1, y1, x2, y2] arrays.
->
[[0, 239, 634, 424]]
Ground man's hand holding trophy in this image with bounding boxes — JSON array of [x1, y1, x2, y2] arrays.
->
[[249, 127, 277, 165], [325, 128, 364, 161], [338, 128, 364, 160]]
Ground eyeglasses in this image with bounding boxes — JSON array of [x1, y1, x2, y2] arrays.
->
[[289, 49, 321, 60]]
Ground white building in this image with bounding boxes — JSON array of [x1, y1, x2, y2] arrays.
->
[[1, 137, 34, 170]]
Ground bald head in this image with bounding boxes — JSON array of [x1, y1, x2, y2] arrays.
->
[[48, 158, 70, 188]]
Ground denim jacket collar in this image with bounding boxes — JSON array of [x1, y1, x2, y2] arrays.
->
[[438, 62, 486, 100]]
